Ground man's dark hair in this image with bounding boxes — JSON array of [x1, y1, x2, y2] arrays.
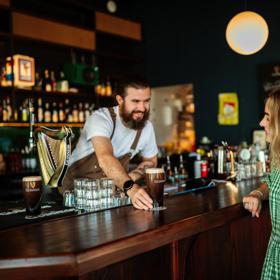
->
[[114, 77, 150, 99]]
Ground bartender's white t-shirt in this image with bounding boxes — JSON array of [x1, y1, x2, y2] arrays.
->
[[69, 106, 158, 165]]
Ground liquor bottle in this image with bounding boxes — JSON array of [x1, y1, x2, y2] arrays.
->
[[78, 102, 85, 123], [0, 66, 6, 86], [72, 104, 79, 123], [174, 166, 180, 185], [6, 97, 12, 121], [42, 69, 52, 92], [56, 71, 69, 93], [44, 102, 51, 122], [207, 150, 215, 179], [64, 98, 70, 121], [2, 99, 8, 122], [100, 81, 106, 96], [58, 102, 65, 123], [50, 71, 57, 92], [52, 102, 58, 123], [18, 106, 23, 122], [33, 72, 42, 91], [14, 108, 18, 122], [194, 154, 202, 179], [178, 154, 188, 186], [21, 100, 28, 122], [89, 103, 95, 114], [105, 77, 112, 96], [37, 98, 44, 123], [21, 147, 27, 170], [84, 102, 90, 120], [166, 155, 175, 184], [95, 83, 102, 95]]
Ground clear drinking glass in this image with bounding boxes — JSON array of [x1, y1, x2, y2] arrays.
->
[[85, 179, 100, 211], [74, 178, 87, 210]]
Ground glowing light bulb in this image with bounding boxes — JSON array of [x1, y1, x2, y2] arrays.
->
[[226, 11, 269, 55]]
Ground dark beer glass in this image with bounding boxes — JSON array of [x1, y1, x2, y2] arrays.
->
[[145, 168, 166, 210], [22, 176, 43, 215]]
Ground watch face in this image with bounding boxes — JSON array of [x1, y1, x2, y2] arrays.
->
[[107, 0, 117, 13]]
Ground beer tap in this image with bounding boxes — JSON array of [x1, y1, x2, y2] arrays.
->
[[28, 98, 35, 151], [226, 149, 236, 182]]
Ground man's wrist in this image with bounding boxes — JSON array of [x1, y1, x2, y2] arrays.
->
[[123, 179, 135, 197]]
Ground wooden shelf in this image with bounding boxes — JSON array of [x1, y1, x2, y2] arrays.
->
[[0, 122, 83, 128], [95, 11, 141, 41], [0, 0, 9, 8], [12, 12, 96, 51]]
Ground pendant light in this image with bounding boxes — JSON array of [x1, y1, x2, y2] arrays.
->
[[226, 11, 269, 55]]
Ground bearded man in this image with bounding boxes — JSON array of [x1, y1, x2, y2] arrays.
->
[[61, 78, 158, 210]]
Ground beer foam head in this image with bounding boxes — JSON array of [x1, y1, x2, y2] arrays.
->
[[22, 176, 42, 182], [145, 168, 165, 174]]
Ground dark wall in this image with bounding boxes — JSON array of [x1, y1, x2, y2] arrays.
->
[[131, 0, 280, 145]]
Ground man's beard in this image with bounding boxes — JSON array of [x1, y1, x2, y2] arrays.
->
[[119, 103, 150, 130]]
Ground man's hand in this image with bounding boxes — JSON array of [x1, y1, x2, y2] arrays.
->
[[127, 184, 153, 210], [243, 191, 262, 218], [137, 160, 155, 171]]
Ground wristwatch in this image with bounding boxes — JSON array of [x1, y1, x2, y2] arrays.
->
[[123, 179, 134, 197]]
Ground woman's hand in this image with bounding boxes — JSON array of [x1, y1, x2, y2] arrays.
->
[[242, 191, 263, 218]]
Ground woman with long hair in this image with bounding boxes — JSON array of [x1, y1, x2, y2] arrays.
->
[[243, 90, 280, 279]]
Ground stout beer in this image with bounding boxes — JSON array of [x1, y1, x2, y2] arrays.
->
[[145, 168, 166, 210], [22, 176, 43, 214]]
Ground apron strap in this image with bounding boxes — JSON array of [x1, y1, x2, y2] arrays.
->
[[107, 107, 116, 140], [130, 128, 143, 150]]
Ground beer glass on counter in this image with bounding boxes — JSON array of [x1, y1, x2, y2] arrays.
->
[[22, 176, 43, 215], [145, 168, 166, 210]]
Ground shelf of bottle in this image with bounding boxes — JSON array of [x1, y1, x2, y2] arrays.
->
[[0, 122, 84, 128]]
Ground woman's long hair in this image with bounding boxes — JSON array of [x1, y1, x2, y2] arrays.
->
[[266, 89, 280, 167]]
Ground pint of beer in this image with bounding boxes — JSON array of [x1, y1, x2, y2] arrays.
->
[[145, 168, 166, 210], [22, 176, 43, 215]]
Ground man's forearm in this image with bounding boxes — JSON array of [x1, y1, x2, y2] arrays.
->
[[128, 169, 144, 182], [98, 155, 131, 189], [128, 160, 157, 181]]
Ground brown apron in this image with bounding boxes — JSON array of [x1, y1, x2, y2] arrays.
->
[[61, 107, 142, 192]]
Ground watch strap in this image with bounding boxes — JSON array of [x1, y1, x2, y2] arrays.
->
[[123, 179, 134, 197]]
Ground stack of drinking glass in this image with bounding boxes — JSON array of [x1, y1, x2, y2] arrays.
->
[[64, 178, 131, 211]]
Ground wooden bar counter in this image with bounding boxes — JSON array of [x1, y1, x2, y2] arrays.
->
[[0, 179, 271, 279]]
